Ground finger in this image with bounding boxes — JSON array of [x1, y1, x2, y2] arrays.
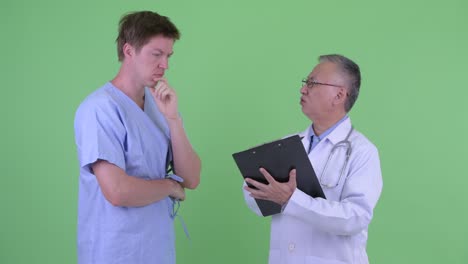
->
[[154, 79, 169, 94], [245, 178, 265, 189], [288, 169, 297, 188], [152, 80, 165, 98], [289, 169, 296, 181], [159, 87, 173, 101], [245, 178, 267, 190], [260, 168, 276, 184], [160, 85, 175, 101], [154, 79, 165, 89], [246, 188, 268, 199], [178, 188, 186, 201], [155, 82, 168, 99], [153, 77, 167, 84], [244, 186, 258, 194], [154, 79, 169, 89], [170, 193, 185, 201], [249, 193, 266, 200]]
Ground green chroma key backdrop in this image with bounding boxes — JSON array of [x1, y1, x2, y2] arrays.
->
[[1, 0, 467, 263]]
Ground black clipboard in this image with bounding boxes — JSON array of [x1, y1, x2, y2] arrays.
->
[[233, 135, 325, 216]]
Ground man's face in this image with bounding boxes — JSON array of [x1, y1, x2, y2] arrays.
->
[[300, 61, 347, 120], [129, 35, 174, 88]]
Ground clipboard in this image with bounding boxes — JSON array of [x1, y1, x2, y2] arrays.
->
[[233, 135, 325, 216]]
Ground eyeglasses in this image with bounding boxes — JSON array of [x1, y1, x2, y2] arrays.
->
[[302, 78, 343, 89]]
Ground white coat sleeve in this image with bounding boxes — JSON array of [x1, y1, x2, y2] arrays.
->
[[242, 181, 263, 216], [282, 144, 383, 236]]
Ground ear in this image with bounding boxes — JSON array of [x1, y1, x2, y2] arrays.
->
[[122, 43, 134, 59], [333, 87, 347, 105]]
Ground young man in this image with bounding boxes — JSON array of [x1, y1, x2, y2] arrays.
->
[[74, 11, 201, 264], [243, 54, 383, 264]]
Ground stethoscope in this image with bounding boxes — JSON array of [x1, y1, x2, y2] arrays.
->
[[307, 126, 354, 188]]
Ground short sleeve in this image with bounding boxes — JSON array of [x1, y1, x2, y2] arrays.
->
[[74, 96, 126, 172]]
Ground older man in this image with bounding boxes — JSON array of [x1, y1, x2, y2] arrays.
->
[[243, 54, 383, 264]]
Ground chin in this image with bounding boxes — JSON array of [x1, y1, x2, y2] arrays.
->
[[301, 108, 312, 119], [146, 80, 157, 87]]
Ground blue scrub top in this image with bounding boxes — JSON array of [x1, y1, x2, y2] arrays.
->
[[74, 82, 176, 264]]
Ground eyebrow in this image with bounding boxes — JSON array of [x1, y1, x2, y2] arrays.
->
[[153, 48, 174, 56]]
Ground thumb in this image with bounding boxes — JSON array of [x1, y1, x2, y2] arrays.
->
[[289, 169, 297, 183]]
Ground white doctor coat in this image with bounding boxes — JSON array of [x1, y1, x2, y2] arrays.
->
[[243, 118, 383, 264]]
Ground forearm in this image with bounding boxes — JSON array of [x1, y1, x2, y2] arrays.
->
[[111, 175, 177, 207], [93, 160, 179, 207], [283, 189, 372, 235], [283, 144, 383, 235], [167, 117, 201, 189]]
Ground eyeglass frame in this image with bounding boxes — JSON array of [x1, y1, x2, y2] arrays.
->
[[302, 78, 343, 89]]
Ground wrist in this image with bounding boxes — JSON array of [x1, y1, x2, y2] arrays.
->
[[166, 116, 183, 127], [281, 190, 295, 205], [165, 114, 181, 121], [166, 178, 179, 193], [166, 116, 181, 121]]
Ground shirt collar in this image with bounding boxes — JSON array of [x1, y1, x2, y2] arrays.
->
[[310, 115, 349, 141], [326, 117, 353, 144], [300, 116, 353, 148]]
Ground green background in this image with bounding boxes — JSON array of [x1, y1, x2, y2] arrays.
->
[[1, 0, 467, 263]]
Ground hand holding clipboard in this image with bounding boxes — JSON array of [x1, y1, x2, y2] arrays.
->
[[244, 167, 297, 207], [233, 135, 325, 216]]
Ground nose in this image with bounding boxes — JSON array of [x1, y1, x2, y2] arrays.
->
[[159, 57, 169, 69], [300, 84, 308, 95]]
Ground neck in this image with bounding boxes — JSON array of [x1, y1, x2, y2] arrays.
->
[[312, 112, 347, 136], [111, 66, 145, 109]]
